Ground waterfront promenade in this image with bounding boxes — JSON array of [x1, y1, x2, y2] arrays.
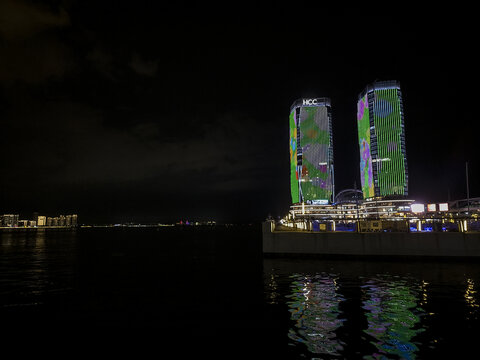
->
[[0, 226, 77, 232], [262, 221, 480, 258]]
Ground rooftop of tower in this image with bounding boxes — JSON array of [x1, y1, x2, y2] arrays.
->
[[358, 80, 401, 101], [290, 97, 331, 112]]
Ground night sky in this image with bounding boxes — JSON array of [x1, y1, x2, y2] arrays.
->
[[0, 1, 477, 224]]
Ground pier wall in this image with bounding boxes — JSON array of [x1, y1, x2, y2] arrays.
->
[[262, 221, 480, 257]]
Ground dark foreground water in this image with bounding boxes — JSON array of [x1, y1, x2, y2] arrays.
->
[[1, 225, 479, 358]]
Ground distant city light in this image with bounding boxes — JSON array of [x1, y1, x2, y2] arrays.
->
[[427, 204, 436, 212]]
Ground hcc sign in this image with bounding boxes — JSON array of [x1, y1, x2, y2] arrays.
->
[[302, 99, 318, 105]]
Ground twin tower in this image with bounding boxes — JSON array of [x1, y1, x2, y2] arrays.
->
[[290, 80, 408, 205]]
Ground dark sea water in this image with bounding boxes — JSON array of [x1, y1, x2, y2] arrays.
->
[[1, 225, 480, 359]]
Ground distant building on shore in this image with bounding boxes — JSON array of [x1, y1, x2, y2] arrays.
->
[[1, 214, 19, 227], [0, 213, 78, 227]]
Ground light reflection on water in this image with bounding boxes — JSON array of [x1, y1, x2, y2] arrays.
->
[[0, 231, 76, 308], [262, 259, 480, 359], [281, 271, 427, 358], [465, 278, 479, 320], [286, 273, 345, 356], [281, 272, 427, 359], [2, 230, 480, 357], [361, 275, 424, 360]]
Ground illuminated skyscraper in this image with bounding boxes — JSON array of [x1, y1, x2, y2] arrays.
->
[[357, 80, 408, 199], [289, 98, 334, 204]]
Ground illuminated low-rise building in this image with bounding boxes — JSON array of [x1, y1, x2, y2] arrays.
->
[[288, 197, 415, 221], [281, 196, 479, 233]]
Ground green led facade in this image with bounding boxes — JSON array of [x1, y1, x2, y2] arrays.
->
[[289, 98, 334, 204], [358, 81, 408, 199], [372, 89, 407, 197], [357, 95, 374, 198], [289, 109, 300, 204], [298, 106, 333, 201]]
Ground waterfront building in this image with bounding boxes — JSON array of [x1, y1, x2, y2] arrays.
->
[[0, 213, 78, 228], [357, 81, 408, 200], [1, 214, 19, 227], [288, 198, 414, 222], [289, 98, 334, 204], [37, 216, 46, 226]]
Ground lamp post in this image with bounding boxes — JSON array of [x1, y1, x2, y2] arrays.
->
[[466, 161, 470, 215]]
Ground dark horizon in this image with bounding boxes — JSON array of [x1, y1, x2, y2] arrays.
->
[[1, 1, 477, 224]]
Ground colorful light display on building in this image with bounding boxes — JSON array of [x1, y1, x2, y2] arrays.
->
[[290, 109, 300, 204], [289, 98, 334, 204], [357, 81, 408, 199], [357, 95, 375, 198]]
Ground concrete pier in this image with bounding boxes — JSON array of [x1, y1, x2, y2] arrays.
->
[[262, 221, 480, 258]]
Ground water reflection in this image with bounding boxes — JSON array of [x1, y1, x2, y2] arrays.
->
[[0, 232, 48, 306], [286, 273, 345, 356], [0, 231, 76, 308], [465, 278, 479, 320], [266, 272, 280, 305], [361, 275, 425, 360], [419, 280, 428, 307]]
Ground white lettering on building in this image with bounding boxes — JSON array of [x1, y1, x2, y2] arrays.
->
[[302, 99, 318, 105]]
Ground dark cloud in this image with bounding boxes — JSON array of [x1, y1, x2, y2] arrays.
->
[[129, 53, 158, 77], [0, 84, 286, 223], [0, 0, 69, 40], [85, 47, 116, 80], [0, 0, 72, 83], [0, 34, 73, 83], [2, 97, 279, 188]]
